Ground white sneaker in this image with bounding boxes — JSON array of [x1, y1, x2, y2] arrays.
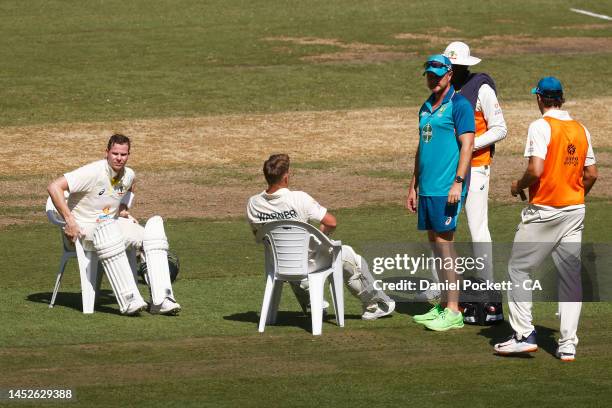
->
[[124, 299, 148, 316], [362, 300, 396, 320], [494, 330, 538, 355], [150, 298, 181, 315], [556, 349, 576, 362]]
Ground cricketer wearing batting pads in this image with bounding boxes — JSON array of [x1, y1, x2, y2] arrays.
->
[[247, 154, 395, 320], [443, 41, 507, 284], [494, 77, 598, 362], [406, 55, 475, 332], [47, 134, 181, 316]]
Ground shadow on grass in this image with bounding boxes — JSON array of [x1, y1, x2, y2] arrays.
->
[[394, 301, 440, 317], [224, 310, 363, 333], [477, 321, 559, 358], [27, 290, 122, 315]]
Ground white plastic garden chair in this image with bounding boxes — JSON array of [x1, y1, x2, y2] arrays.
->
[[255, 220, 344, 335], [46, 192, 136, 314]]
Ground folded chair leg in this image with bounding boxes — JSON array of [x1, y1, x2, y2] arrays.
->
[[330, 268, 345, 328], [267, 281, 283, 325], [308, 272, 327, 336], [49, 254, 70, 308], [259, 274, 276, 333], [76, 242, 98, 314]]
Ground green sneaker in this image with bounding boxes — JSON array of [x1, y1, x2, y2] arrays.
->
[[413, 304, 443, 324], [424, 308, 464, 331]]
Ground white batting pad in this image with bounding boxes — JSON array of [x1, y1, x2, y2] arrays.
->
[[342, 245, 367, 296], [342, 245, 393, 306], [93, 220, 144, 313], [143, 216, 175, 305]]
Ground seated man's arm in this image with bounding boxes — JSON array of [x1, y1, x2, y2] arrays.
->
[[319, 212, 337, 235], [47, 176, 82, 242]]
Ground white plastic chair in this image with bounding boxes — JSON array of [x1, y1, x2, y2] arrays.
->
[[46, 192, 136, 314], [256, 220, 345, 336]]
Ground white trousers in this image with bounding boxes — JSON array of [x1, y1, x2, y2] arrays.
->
[[80, 217, 175, 307], [465, 165, 493, 282], [80, 218, 144, 251], [507, 206, 585, 353], [292, 244, 392, 308]]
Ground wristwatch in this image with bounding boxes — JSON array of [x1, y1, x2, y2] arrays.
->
[[455, 175, 464, 184]]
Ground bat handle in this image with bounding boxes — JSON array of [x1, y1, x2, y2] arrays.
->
[[519, 190, 527, 201]]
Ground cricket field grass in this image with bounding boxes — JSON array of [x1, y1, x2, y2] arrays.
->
[[1, 1, 611, 406]]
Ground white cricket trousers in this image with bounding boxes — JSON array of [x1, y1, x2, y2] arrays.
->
[[507, 205, 585, 353], [292, 244, 392, 307], [80, 217, 145, 251], [465, 165, 493, 282]]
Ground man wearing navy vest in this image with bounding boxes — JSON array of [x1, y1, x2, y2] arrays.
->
[[443, 42, 507, 284]]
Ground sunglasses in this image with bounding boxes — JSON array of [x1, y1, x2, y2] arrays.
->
[[424, 61, 451, 71]]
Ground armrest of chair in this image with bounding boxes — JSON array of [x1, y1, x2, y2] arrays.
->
[[45, 196, 66, 227], [120, 191, 134, 208]]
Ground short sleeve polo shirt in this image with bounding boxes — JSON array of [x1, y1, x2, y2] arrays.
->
[[418, 86, 475, 196]]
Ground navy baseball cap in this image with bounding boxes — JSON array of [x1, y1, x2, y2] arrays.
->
[[531, 76, 563, 99], [423, 54, 452, 77]]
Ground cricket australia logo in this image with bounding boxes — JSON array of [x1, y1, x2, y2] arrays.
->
[[422, 123, 433, 143]]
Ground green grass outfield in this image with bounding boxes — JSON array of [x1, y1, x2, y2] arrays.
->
[[1, 202, 612, 407], [2, 0, 612, 406], [1, 0, 611, 126]]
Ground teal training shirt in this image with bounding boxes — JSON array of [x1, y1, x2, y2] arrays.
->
[[418, 86, 475, 196]]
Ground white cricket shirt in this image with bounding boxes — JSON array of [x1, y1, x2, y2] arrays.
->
[[246, 188, 327, 232], [64, 159, 135, 225], [474, 84, 507, 150]]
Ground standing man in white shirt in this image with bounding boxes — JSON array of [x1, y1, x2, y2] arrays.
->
[[247, 154, 395, 320], [494, 77, 597, 361], [47, 134, 181, 316], [443, 41, 508, 283]]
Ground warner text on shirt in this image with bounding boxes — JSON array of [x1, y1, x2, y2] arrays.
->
[[255, 209, 299, 222]]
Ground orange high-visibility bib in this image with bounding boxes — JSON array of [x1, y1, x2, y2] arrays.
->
[[471, 111, 491, 167], [529, 117, 588, 206]]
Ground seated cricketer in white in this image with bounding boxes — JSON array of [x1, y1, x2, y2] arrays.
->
[[246, 153, 395, 320], [47, 134, 180, 315]]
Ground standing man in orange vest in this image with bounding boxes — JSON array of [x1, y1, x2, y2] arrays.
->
[[494, 77, 598, 361], [443, 42, 507, 284]]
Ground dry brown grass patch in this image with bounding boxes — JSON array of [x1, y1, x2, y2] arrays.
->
[[2, 99, 611, 228], [264, 33, 612, 64], [473, 35, 612, 56], [551, 24, 612, 30], [392, 33, 612, 56], [264, 36, 414, 63]]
